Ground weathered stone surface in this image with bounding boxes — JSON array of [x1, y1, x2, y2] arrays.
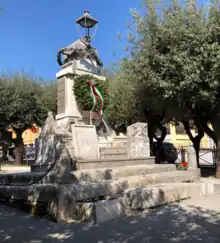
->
[[126, 170, 199, 189], [74, 170, 199, 201], [76, 157, 154, 170], [127, 122, 150, 158], [125, 183, 202, 210], [95, 198, 128, 223], [53, 141, 72, 184], [187, 146, 198, 169], [100, 152, 128, 160], [71, 124, 100, 159], [31, 112, 74, 183], [73, 164, 176, 183], [56, 185, 76, 222], [0, 184, 58, 202], [0, 172, 45, 185], [75, 198, 128, 223], [3, 180, 220, 223], [75, 202, 94, 221], [35, 135, 56, 166], [75, 180, 127, 201], [41, 111, 57, 136]]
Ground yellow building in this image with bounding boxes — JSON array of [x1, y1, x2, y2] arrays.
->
[[167, 124, 213, 149]]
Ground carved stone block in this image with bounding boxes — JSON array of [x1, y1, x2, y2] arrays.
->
[[127, 122, 150, 158]]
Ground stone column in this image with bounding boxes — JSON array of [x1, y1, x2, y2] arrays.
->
[[56, 62, 82, 128], [56, 60, 106, 129]]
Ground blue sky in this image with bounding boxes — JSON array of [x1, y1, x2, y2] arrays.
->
[[0, 0, 140, 80], [0, 0, 207, 80]]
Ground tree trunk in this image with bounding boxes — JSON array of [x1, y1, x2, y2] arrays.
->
[[192, 137, 201, 168], [182, 120, 204, 168], [215, 139, 220, 179], [148, 124, 154, 156], [209, 119, 220, 178], [14, 130, 24, 165], [200, 121, 217, 144], [2, 143, 8, 161], [153, 125, 167, 163]]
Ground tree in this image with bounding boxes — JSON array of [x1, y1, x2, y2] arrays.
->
[[124, 0, 220, 176], [36, 80, 57, 115], [105, 59, 139, 132], [105, 57, 169, 157], [0, 74, 56, 164]]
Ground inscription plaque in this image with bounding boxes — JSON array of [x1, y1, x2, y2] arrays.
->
[[57, 77, 65, 114], [127, 123, 150, 158]]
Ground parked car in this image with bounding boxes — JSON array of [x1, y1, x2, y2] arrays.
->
[[152, 142, 178, 164]]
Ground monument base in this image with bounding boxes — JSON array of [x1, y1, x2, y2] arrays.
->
[[56, 114, 84, 132], [71, 124, 100, 159]]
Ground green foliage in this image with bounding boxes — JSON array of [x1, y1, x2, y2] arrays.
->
[[120, 0, 220, 129], [105, 59, 140, 128], [73, 74, 109, 113], [36, 80, 57, 116], [0, 73, 56, 164], [112, 0, 220, 172], [0, 73, 56, 132]]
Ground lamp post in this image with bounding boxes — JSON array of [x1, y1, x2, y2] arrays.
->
[[76, 11, 98, 44]]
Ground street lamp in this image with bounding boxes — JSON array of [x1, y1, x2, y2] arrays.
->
[[76, 11, 98, 44]]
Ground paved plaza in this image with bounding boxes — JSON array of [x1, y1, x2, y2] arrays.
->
[[1, 194, 220, 243]]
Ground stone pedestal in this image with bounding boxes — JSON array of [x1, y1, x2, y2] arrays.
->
[[71, 124, 100, 159], [56, 60, 105, 129], [127, 123, 150, 158], [187, 146, 198, 169]]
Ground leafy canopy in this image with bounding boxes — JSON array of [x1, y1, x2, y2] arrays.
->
[[0, 73, 56, 133]]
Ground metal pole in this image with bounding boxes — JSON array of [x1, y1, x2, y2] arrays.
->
[[90, 112, 92, 125], [181, 147, 186, 162]]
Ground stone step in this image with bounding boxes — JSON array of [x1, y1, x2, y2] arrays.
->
[[31, 157, 155, 172], [99, 147, 128, 159], [72, 164, 176, 183], [0, 172, 44, 185], [75, 157, 155, 170], [74, 182, 203, 224], [124, 182, 202, 210], [0, 184, 58, 202], [100, 153, 128, 159], [74, 170, 200, 201], [0, 170, 206, 224], [0, 172, 56, 185], [99, 147, 127, 154], [0, 170, 200, 201]]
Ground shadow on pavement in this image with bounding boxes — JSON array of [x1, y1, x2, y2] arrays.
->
[[0, 195, 220, 243]]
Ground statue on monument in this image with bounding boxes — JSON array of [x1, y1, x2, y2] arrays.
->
[[57, 39, 103, 67], [57, 11, 103, 68]]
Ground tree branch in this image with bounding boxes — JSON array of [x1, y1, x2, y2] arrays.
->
[[182, 120, 194, 142], [201, 122, 216, 144], [153, 125, 167, 145]]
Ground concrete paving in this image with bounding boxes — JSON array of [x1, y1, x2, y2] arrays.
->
[[1, 194, 220, 243]]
